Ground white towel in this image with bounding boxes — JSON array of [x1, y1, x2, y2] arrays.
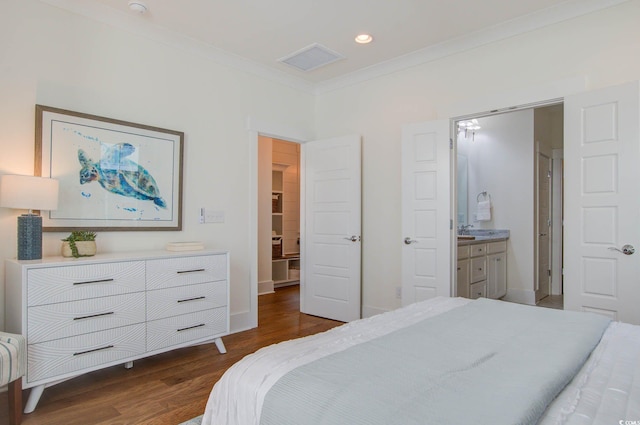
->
[[476, 200, 491, 221]]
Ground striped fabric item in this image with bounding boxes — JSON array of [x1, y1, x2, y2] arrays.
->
[[0, 332, 26, 385]]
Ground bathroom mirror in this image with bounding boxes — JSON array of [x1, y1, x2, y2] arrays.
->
[[457, 154, 468, 225]]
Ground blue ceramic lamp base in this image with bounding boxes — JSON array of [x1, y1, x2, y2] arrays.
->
[[17, 213, 42, 260]]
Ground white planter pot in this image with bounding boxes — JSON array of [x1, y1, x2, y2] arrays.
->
[[61, 241, 97, 257]]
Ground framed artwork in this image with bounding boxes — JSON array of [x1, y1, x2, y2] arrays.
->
[[35, 105, 184, 231]]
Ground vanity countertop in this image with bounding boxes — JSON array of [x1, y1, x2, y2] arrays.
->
[[457, 229, 510, 245]]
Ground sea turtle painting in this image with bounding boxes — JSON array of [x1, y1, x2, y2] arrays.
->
[[78, 142, 167, 208]]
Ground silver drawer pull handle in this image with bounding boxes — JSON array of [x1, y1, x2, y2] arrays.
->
[[177, 269, 205, 274], [177, 323, 205, 332], [73, 312, 115, 321], [73, 278, 114, 286], [73, 345, 114, 356], [177, 296, 206, 303]]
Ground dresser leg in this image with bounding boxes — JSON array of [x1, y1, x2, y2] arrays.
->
[[124, 361, 134, 369], [214, 337, 227, 354], [24, 384, 45, 414]]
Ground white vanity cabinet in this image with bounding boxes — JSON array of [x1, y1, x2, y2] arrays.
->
[[5, 250, 229, 413], [456, 245, 470, 298], [469, 243, 487, 299], [486, 241, 507, 299], [457, 240, 507, 300]]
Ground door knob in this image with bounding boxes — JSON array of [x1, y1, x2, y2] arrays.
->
[[404, 237, 418, 245], [608, 244, 635, 255], [343, 235, 359, 242]]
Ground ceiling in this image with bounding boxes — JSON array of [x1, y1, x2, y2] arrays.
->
[[41, 0, 626, 91]]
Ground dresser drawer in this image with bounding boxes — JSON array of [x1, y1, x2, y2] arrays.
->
[[470, 244, 487, 257], [470, 281, 486, 299], [470, 256, 487, 283], [486, 240, 507, 254], [27, 323, 145, 384], [146, 255, 227, 290], [147, 307, 228, 352], [147, 281, 227, 321], [27, 261, 145, 306], [457, 245, 470, 260], [28, 292, 146, 344]]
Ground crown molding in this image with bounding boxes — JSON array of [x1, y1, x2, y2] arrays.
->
[[314, 0, 630, 95], [37, 0, 316, 94]]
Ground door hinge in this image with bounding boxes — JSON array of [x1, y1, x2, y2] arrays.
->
[[548, 269, 551, 277], [449, 139, 453, 149], [450, 219, 453, 230]]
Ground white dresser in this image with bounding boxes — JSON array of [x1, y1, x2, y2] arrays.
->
[[5, 250, 229, 413]]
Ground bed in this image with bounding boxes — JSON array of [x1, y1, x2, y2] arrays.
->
[[202, 297, 640, 425]]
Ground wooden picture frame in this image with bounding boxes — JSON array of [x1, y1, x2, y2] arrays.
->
[[35, 105, 184, 231]]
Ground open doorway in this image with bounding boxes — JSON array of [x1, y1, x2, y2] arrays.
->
[[257, 136, 301, 301], [454, 103, 564, 309]]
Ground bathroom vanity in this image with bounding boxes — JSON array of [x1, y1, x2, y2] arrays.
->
[[456, 230, 509, 300]]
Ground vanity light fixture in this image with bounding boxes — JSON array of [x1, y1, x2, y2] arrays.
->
[[458, 119, 481, 141], [355, 34, 373, 44]]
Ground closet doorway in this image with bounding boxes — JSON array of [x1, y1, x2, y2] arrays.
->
[[258, 137, 301, 300]]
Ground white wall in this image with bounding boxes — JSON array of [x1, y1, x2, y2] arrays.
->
[[0, 1, 314, 331], [315, 0, 640, 314]]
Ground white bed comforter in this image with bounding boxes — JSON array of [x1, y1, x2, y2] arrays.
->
[[202, 297, 640, 425], [540, 320, 640, 424]]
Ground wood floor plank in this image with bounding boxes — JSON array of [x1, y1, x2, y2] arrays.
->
[[0, 285, 341, 425]]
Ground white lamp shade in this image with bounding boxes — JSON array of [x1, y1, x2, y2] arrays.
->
[[0, 174, 59, 211]]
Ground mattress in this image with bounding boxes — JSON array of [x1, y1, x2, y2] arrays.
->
[[202, 297, 640, 425]]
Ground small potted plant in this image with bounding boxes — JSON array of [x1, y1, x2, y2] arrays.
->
[[61, 230, 97, 258]]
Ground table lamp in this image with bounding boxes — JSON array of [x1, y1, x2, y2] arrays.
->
[[0, 175, 59, 260]]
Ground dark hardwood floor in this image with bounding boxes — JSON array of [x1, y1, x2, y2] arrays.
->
[[0, 285, 341, 425]]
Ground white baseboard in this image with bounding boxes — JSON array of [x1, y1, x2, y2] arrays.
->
[[230, 310, 255, 334], [258, 280, 274, 295]]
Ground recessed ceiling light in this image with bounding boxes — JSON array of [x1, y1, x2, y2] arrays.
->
[[355, 34, 373, 44], [128, 1, 148, 14]]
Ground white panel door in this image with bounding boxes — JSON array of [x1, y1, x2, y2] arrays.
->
[[401, 121, 451, 305], [301, 135, 361, 322], [564, 81, 640, 324]]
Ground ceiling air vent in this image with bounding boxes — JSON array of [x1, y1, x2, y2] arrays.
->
[[278, 43, 344, 72]]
